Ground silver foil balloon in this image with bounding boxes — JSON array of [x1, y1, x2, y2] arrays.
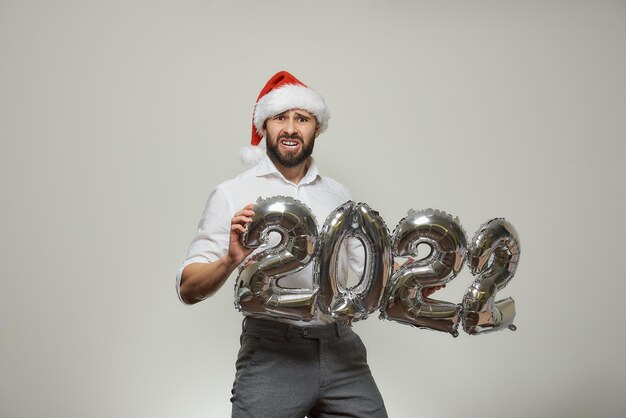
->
[[380, 209, 467, 337], [315, 202, 393, 325], [234, 196, 319, 321], [461, 218, 520, 335]]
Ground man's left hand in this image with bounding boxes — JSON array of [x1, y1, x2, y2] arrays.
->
[[421, 284, 446, 298], [394, 258, 446, 298]]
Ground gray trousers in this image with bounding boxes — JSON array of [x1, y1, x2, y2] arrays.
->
[[230, 317, 388, 418]]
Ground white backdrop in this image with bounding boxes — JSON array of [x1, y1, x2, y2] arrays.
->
[[1, 1, 625, 417]]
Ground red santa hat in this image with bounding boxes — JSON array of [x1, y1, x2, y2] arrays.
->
[[240, 71, 330, 165]]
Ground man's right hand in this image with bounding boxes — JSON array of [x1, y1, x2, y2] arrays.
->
[[179, 203, 256, 304], [226, 203, 255, 267]]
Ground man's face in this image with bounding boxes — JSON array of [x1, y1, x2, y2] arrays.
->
[[265, 109, 319, 168]]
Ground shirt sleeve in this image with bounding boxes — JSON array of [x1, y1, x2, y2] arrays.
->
[[175, 186, 232, 303]]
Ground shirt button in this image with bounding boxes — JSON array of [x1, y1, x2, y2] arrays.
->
[[303, 330, 309, 336]]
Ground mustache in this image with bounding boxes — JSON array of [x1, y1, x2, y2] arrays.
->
[[279, 133, 303, 141]]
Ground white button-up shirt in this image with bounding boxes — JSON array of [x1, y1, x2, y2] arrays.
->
[[176, 154, 361, 322]]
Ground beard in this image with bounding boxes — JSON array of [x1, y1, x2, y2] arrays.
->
[[266, 133, 316, 168]]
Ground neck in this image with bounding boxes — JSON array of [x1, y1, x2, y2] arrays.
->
[[272, 157, 310, 185]]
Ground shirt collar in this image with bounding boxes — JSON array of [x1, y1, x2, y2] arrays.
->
[[254, 153, 320, 186]]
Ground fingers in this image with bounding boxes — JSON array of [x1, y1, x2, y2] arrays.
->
[[231, 214, 253, 228], [238, 202, 255, 214], [231, 204, 255, 229], [230, 223, 248, 234], [233, 210, 255, 222], [421, 284, 446, 298]]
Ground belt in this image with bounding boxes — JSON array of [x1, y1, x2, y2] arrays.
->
[[243, 316, 350, 339]]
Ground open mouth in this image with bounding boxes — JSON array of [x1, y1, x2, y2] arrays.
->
[[280, 139, 301, 148]]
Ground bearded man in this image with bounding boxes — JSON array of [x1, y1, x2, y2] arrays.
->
[[177, 71, 388, 418]]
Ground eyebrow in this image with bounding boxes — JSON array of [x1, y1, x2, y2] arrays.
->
[[293, 111, 312, 120], [272, 110, 313, 120]]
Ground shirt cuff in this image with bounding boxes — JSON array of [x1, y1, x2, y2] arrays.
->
[[175, 257, 212, 305]]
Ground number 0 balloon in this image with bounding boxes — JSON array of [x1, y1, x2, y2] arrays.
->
[[315, 202, 392, 325]]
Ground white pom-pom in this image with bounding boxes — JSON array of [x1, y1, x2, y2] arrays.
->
[[239, 144, 265, 166]]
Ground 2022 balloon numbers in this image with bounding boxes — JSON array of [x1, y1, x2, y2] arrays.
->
[[234, 196, 520, 337]]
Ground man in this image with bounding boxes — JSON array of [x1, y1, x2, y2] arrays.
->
[[176, 71, 388, 417]]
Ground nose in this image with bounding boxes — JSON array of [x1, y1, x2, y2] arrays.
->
[[285, 117, 296, 134]]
